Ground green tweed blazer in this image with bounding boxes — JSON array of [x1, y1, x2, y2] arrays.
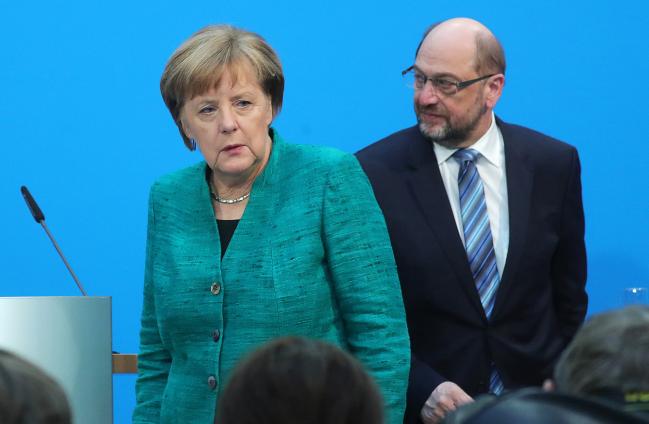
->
[[133, 131, 410, 423]]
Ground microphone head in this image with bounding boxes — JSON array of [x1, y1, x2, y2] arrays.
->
[[20, 186, 45, 223]]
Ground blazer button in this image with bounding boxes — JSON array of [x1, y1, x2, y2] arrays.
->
[[212, 329, 221, 342], [210, 282, 221, 295], [207, 375, 217, 390]]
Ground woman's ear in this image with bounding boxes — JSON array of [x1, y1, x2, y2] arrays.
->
[[179, 117, 193, 140], [266, 100, 274, 127]]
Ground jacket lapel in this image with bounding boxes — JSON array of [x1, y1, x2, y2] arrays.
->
[[405, 129, 486, 317], [221, 129, 281, 263], [492, 119, 533, 318]]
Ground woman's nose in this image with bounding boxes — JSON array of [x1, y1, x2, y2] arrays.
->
[[219, 107, 238, 133]]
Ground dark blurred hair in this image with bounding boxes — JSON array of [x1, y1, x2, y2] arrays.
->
[[215, 337, 384, 424], [0, 350, 71, 424], [554, 305, 649, 398], [441, 388, 649, 424]]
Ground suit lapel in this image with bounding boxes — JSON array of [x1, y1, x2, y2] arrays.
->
[[404, 130, 486, 317], [492, 119, 533, 317]]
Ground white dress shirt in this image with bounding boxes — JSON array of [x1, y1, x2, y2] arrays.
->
[[433, 114, 509, 276]]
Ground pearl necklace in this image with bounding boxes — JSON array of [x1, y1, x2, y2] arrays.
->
[[210, 191, 250, 204]]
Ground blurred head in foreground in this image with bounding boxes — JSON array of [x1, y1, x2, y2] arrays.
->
[[554, 305, 649, 415], [0, 349, 71, 424], [216, 337, 384, 424]]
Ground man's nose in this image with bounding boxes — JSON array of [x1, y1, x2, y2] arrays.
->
[[417, 82, 441, 105]]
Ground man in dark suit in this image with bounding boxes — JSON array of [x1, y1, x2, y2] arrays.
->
[[356, 18, 587, 424]]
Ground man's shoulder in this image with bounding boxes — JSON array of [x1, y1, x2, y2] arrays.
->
[[356, 125, 421, 166], [498, 119, 577, 156]]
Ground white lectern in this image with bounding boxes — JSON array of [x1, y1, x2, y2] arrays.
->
[[0, 296, 112, 424]]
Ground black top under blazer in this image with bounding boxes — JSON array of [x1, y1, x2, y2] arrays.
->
[[356, 118, 587, 423]]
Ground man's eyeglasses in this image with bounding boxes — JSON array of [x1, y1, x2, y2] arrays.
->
[[402, 65, 495, 96]]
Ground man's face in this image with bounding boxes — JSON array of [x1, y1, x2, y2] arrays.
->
[[413, 31, 491, 148]]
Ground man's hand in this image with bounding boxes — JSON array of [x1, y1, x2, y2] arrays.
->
[[420, 381, 473, 423]]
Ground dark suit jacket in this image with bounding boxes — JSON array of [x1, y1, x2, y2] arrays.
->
[[356, 118, 587, 423]]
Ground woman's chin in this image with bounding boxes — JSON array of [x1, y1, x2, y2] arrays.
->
[[212, 161, 257, 180]]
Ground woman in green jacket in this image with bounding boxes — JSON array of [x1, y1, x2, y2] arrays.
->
[[133, 24, 410, 424]]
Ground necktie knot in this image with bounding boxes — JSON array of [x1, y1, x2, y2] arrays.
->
[[453, 148, 480, 164]]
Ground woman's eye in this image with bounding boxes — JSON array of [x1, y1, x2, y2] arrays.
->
[[199, 106, 216, 114], [234, 100, 252, 109]]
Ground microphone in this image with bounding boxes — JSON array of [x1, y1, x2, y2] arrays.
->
[[20, 186, 88, 296]]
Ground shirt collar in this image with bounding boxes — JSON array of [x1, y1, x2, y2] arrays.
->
[[433, 113, 502, 167]]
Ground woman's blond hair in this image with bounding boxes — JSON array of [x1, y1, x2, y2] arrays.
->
[[160, 25, 284, 149]]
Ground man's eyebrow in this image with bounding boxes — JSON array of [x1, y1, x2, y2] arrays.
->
[[412, 65, 461, 81]]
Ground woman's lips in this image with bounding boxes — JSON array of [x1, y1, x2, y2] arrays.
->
[[223, 144, 245, 153]]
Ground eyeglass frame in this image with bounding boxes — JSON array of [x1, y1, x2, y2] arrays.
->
[[401, 65, 496, 95]]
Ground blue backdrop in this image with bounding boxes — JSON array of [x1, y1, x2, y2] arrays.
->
[[2, 1, 647, 422]]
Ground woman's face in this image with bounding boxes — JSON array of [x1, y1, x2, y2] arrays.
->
[[181, 65, 273, 181]]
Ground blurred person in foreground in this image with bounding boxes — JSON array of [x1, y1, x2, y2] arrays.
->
[[552, 305, 649, 417], [0, 349, 71, 424], [440, 306, 649, 423], [132, 24, 410, 423], [216, 336, 385, 424], [356, 17, 587, 423], [439, 388, 649, 424]]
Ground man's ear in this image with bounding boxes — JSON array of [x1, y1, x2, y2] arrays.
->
[[484, 74, 505, 109]]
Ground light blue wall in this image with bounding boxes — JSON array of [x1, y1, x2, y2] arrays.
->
[[1, 1, 647, 422]]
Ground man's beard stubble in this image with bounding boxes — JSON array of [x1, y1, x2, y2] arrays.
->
[[416, 103, 488, 148]]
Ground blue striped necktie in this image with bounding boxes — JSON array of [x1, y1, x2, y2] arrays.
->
[[453, 148, 504, 394]]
